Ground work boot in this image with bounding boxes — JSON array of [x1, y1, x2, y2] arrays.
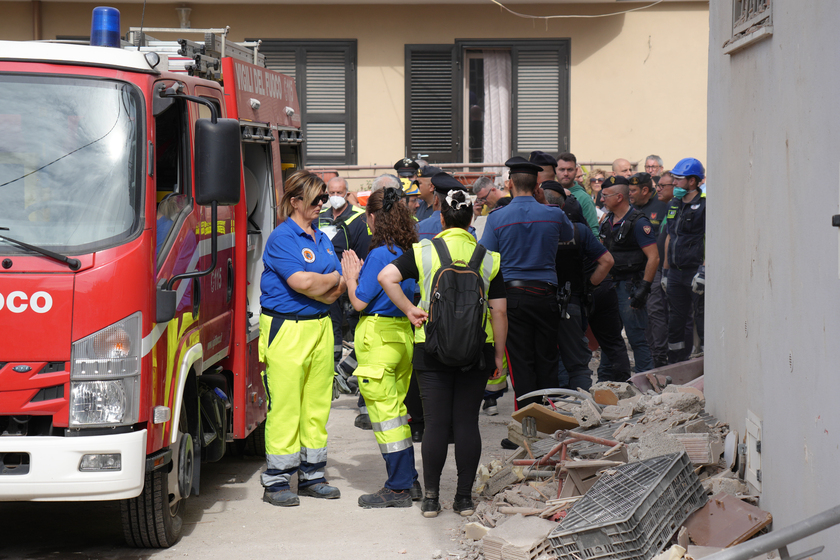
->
[[410, 480, 423, 501], [420, 491, 441, 518], [354, 413, 372, 430], [262, 489, 300, 507], [500, 438, 518, 450], [453, 494, 475, 516], [357, 487, 412, 509], [298, 482, 341, 499], [482, 397, 498, 416]]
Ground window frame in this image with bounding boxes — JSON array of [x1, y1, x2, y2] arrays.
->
[[253, 39, 358, 166], [724, 0, 772, 55], [405, 39, 570, 164]]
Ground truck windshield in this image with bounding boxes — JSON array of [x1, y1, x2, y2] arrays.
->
[[0, 74, 143, 255]]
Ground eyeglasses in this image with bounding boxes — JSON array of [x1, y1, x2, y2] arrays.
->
[[657, 183, 674, 189], [296, 193, 329, 206], [601, 192, 620, 199], [645, 165, 662, 171], [590, 178, 605, 184]]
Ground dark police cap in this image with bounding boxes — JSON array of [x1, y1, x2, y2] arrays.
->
[[603, 175, 630, 188], [431, 172, 467, 193], [539, 180, 565, 194], [505, 156, 542, 176], [394, 157, 420, 176], [529, 151, 557, 167], [629, 172, 653, 186], [417, 165, 443, 178]]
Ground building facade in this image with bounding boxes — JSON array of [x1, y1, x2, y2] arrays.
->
[[707, 0, 840, 552], [3, 1, 708, 185]]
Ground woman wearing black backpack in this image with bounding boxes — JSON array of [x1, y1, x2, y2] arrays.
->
[[379, 173, 508, 518]]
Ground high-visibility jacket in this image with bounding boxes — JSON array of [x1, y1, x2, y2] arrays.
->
[[412, 227, 501, 345]]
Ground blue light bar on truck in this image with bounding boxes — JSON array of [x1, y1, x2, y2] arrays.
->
[[90, 7, 121, 48]]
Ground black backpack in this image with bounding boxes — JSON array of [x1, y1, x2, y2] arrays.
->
[[423, 237, 489, 370]]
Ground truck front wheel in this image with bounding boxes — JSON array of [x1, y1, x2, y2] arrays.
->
[[121, 466, 184, 547]]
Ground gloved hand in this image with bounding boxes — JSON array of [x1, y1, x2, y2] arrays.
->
[[660, 269, 669, 293], [630, 280, 652, 309], [692, 265, 705, 295]]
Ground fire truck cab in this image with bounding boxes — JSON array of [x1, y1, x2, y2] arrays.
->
[[0, 28, 301, 547]]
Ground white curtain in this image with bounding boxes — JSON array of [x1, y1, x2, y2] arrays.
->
[[483, 50, 511, 184]]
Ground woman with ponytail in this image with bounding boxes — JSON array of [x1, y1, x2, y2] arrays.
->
[[341, 187, 421, 509]]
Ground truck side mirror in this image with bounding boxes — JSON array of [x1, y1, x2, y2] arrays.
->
[[194, 118, 241, 206]]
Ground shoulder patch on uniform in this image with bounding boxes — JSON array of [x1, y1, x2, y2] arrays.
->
[[651, 212, 658, 220], [691, 204, 700, 210], [302, 248, 316, 263], [643, 225, 652, 235]]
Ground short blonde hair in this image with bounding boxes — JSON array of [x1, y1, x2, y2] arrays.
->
[[280, 171, 326, 220]]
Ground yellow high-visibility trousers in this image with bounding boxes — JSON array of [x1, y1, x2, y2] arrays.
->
[[355, 314, 417, 490], [258, 313, 333, 490]]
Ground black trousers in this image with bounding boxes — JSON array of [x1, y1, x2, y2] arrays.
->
[[557, 300, 594, 391], [329, 294, 359, 361], [505, 286, 560, 408], [667, 267, 705, 363], [586, 281, 632, 383], [416, 366, 489, 496]]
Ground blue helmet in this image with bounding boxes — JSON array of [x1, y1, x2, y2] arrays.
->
[[671, 158, 705, 180]]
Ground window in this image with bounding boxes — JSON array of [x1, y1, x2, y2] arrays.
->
[[406, 40, 569, 164], [724, 0, 772, 55], [256, 40, 357, 166]]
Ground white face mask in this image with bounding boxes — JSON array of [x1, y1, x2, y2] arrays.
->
[[328, 195, 346, 210]]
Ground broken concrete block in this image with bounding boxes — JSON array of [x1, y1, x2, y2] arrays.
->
[[659, 392, 704, 414], [600, 403, 635, 421], [481, 465, 527, 498], [591, 381, 640, 400], [481, 514, 557, 560], [465, 522, 490, 541], [628, 433, 687, 461], [572, 399, 602, 429], [701, 472, 749, 496], [671, 434, 721, 466]]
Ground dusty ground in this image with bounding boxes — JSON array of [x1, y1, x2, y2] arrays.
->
[[0, 393, 517, 560]]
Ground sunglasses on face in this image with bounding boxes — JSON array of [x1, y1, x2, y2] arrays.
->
[[590, 178, 605, 184], [305, 194, 330, 206]]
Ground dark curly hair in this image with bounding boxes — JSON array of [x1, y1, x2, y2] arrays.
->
[[366, 188, 418, 252]]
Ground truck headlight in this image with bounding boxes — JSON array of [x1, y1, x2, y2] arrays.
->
[[70, 312, 141, 427]]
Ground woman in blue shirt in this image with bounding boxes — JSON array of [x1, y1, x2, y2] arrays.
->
[[341, 187, 420, 509], [259, 171, 346, 508]]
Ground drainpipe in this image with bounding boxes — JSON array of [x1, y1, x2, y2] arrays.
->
[[32, 0, 42, 40]]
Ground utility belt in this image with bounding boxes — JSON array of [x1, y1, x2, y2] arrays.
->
[[505, 280, 557, 295], [261, 307, 330, 321]]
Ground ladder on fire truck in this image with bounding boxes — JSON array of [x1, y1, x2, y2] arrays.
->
[[124, 26, 264, 81]]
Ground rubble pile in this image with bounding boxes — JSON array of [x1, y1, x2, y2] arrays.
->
[[453, 359, 775, 560]]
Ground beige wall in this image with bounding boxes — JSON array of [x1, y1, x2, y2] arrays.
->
[[3, 2, 708, 181]]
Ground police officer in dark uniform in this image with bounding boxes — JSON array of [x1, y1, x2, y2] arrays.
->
[[598, 175, 659, 375], [394, 157, 420, 180], [414, 165, 443, 222], [542, 182, 616, 391], [480, 158, 574, 408], [661, 158, 706, 363], [629, 172, 670, 368]]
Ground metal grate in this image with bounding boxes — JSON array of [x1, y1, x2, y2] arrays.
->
[[733, 0, 771, 35], [30, 385, 65, 402]]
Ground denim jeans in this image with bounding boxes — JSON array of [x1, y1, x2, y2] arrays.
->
[[613, 277, 654, 373]]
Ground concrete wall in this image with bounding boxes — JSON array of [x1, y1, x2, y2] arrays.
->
[[707, 0, 840, 552], [2, 1, 708, 182]]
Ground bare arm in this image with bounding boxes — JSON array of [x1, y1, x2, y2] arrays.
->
[[489, 298, 507, 374], [589, 251, 614, 286], [378, 264, 427, 327], [287, 269, 342, 300], [313, 276, 346, 305], [641, 244, 660, 283]]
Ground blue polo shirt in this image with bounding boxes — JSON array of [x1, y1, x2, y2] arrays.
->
[[260, 218, 342, 315], [480, 196, 574, 284], [416, 210, 477, 241], [354, 245, 416, 316]]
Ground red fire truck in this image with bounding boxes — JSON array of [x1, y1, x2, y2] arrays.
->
[[0, 26, 302, 547]]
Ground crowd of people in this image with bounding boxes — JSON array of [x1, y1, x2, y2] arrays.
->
[[256, 151, 707, 516]]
